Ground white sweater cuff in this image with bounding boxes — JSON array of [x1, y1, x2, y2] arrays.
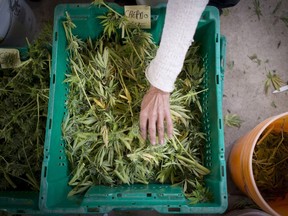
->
[[146, 0, 208, 92]]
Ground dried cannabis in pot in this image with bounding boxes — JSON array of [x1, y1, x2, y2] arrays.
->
[[253, 121, 288, 201]]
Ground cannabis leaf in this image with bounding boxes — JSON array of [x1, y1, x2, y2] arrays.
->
[[224, 114, 243, 128], [264, 71, 285, 94]]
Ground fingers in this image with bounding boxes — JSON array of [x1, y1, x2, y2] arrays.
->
[[140, 92, 151, 141], [140, 112, 148, 141], [148, 114, 157, 145], [157, 109, 165, 145], [139, 86, 173, 145], [140, 110, 166, 145], [142, 110, 170, 145], [165, 109, 173, 139], [148, 97, 157, 145], [140, 106, 158, 145]]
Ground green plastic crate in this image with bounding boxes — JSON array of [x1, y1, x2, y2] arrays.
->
[[0, 192, 39, 214], [0, 48, 40, 214], [40, 3, 227, 214]]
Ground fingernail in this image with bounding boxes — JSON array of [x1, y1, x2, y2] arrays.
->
[[160, 139, 164, 145]]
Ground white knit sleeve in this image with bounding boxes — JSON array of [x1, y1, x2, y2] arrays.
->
[[146, 0, 208, 92]]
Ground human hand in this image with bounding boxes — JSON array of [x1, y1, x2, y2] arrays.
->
[[140, 85, 173, 145]]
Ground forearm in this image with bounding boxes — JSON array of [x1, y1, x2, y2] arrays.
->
[[146, 0, 208, 92]]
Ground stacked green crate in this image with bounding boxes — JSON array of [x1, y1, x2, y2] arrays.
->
[[0, 192, 39, 213], [0, 34, 51, 214], [0, 49, 42, 213]]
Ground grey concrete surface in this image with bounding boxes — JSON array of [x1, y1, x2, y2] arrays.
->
[[20, 0, 288, 215], [222, 0, 288, 159]]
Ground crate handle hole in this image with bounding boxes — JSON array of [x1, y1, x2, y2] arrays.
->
[[168, 207, 180, 212], [147, 193, 152, 197], [54, 32, 58, 41], [219, 118, 222, 129], [88, 207, 100, 212], [52, 74, 55, 84], [48, 119, 52, 129], [44, 166, 47, 178], [216, 74, 219, 84]]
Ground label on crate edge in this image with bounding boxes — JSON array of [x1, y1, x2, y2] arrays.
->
[[124, 5, 151, 29]]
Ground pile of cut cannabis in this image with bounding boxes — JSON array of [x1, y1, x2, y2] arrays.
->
[[253, 122, 288, 200], [63, 1, 211, 203], [0, 26, 51, 191]]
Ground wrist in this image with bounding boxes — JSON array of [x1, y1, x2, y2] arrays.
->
[[149, 85, 170, 95]]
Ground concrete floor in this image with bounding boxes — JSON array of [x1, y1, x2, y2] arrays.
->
[[222, 0, 288, 161], [10, 0, 288, 215], [221, 0, 288, 215]]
